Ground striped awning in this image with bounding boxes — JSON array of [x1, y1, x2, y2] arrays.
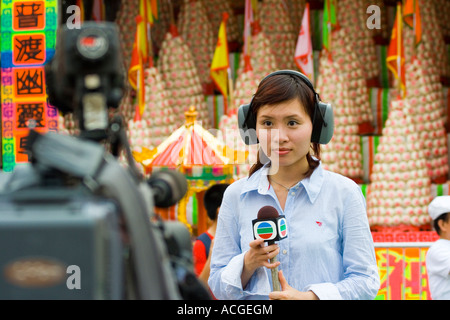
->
[[133, 106, 248, 172]]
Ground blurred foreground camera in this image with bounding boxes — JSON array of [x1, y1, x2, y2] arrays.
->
[[0, 22, 211, 300]]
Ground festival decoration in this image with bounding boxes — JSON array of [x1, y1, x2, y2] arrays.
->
[[317, 32, 364, 181], [236, 19, 278, 82], [133, 106, 247, 234], [127, 67, 177, 152], [218, 56, 258, 179], [201, 0, 239, 47], [157, 24, 211, 129], [373, 231, 439, 300], [322, 0, 337, 52], [258, 0, 296, 70], [366, 99, 433, 231], [402, 1, 448, 184], [415, 0, 449, 79], [294, 3, 314, 83], [338, 0, 380, 81], [115, 0, 140, 126], [285, 0, 306, 35], [177, 0, 215, 93], [405, 58, 448, 184], [1, 0, 58, 172], [115, 0, 139, 75], [387, 2, 406, 97], [210, 13, 230, 112], [331, 2, 374, 129]]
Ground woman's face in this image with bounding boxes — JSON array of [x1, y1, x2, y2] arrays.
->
[[255, 98, 313, 172]]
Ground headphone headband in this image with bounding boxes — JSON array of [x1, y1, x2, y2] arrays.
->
[[259, 69, 317, 96]]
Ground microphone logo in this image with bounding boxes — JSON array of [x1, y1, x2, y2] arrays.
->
[[252, 216, 288, 242], [254, 221, 277, 241], [278, 218, 287, 238]]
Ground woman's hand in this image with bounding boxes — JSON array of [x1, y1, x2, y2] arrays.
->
[[241, 238, 280, 288], [269, 270, 319, 300]]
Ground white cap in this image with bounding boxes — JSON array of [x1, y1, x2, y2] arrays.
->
[[428, 196, 450, 220]]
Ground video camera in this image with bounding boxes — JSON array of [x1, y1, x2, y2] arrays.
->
[[0, 22, 211, 300]]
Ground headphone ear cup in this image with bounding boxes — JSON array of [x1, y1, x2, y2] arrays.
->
[[311, 102, 334, 144], [238, 103, 258, 145]]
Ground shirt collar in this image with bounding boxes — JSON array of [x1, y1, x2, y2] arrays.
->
[[240, 161, 325, 204], [299, 163, 324, 204], [240, 162, 271, 196]]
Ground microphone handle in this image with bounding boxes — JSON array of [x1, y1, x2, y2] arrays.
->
[[268, 240, 280, 291]]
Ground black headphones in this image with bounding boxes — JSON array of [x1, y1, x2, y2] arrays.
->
[[237, 70, 334, 145]]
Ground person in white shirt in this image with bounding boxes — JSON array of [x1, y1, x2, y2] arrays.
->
[[208, 70, 380, 300], [426, 196, 450, 300]]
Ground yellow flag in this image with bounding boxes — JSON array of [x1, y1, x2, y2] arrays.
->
[[128, 14, 147, 118], [210, 13, 230, 99], [138, 0, 150, 60]]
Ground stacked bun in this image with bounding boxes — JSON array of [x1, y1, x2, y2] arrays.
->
[[177, 0, 214, 91], [157, 27, 212, 129], [367, 99, 432, 230]]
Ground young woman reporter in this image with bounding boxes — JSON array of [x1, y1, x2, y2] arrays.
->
[[208, 70, 380, 300]]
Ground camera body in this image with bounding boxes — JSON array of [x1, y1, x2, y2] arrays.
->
[[0, 183, 124, 299], [0, 22, 210, 300]]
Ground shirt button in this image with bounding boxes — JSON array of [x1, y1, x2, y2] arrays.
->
[[282, 249, 287, 255], [290, 192, 295, 196]]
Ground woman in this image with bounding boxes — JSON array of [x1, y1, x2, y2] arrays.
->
[[208, 70, 380, 300]]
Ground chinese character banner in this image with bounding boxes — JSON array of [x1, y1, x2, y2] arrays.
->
[[375, 247, 431, 300], [1, 0, 58, 172]]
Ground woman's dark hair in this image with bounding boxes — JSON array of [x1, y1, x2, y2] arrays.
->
[[433, 212, 449, 236], [248, 73, 321, 177], [204, 183, 230, 221]]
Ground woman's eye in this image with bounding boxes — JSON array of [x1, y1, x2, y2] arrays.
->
[[287, 120, 299, 126], [262, 120, 272, 126]]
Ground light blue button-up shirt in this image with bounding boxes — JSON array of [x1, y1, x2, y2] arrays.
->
[[208, 162, 380, 300]]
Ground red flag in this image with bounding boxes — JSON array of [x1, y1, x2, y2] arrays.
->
[[149, 0, 158, 24], [91, 0, 105, 22], [243, 0, 253, 57], [294, 3, 314, 83], [386, 3, 405, 97], [403, 0, 422, 46]]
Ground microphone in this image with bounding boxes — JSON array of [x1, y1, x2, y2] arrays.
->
[[252, 206, 288, 291]]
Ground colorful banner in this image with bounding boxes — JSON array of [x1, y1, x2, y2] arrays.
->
[[1, 0, 58, 171], [375, 246, 431, 300], [372, 232, 439, 300]]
